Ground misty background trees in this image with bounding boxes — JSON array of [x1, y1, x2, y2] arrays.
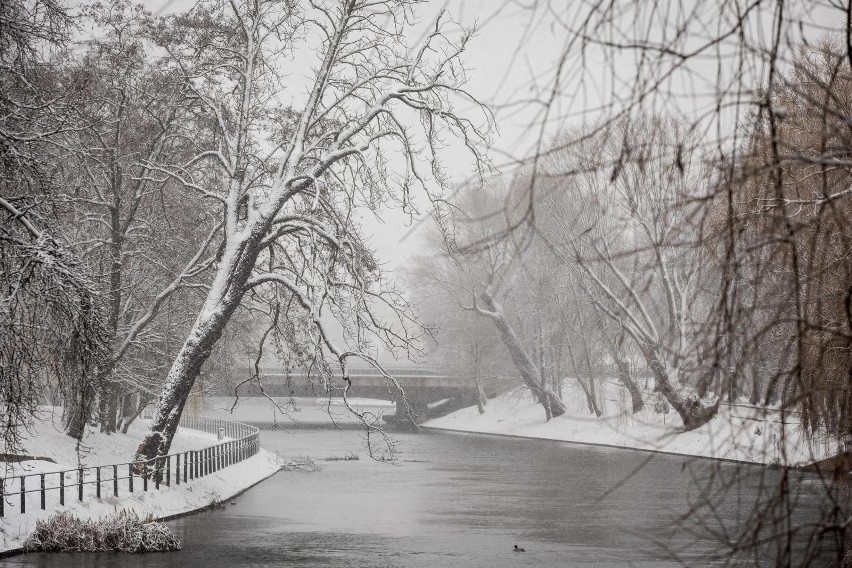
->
[[405, 2, 852, 563]]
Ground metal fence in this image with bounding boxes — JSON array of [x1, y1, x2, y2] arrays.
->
[[0, 415, 260, 517]]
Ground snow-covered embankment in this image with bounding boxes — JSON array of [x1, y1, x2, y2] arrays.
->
[[0, 409, 282, 555], [423, 382, 837, 466]]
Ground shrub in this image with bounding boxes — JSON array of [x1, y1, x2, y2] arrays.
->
[[22, 510, 181, 553]]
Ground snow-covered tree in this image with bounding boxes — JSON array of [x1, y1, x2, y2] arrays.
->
[[56, 1, 221, 436], [535, 118, 720, 430], [407, 226, 521, 416], [413, 182, 570, 420], [134, 0, 491, 463], [0, 0, 110, 452]]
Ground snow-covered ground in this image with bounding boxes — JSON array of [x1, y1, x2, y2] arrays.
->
[[423, 381, 838, 466], [0, 409, 282, 554]]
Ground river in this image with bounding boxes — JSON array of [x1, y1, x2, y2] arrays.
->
[[5, 426, 838, 567]]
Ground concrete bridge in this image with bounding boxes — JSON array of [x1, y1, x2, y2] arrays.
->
[[228, 366, 488, 426]]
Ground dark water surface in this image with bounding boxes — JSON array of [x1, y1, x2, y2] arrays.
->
[[4, 428, 837, 567]]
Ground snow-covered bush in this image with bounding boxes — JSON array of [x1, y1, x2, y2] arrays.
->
[[22, 510, 180, 553]]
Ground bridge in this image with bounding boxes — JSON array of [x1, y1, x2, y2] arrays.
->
[[225, 365, 493, 426]]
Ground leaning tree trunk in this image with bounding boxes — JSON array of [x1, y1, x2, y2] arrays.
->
[[135, 240, 260, 464], [642, 344, 718, 431], [478, 293, 566, 420], [134, 296, 240, 463]]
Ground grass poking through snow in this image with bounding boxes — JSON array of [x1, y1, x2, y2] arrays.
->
[[22, 510, 181, 553]]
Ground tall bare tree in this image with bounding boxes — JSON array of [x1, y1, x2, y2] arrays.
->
[[415, 182, 570, 420], [1, 0, 110, 453], [55, 0, 221, 437], [533, 119, 721, 430], [135, 0, 491, 463]]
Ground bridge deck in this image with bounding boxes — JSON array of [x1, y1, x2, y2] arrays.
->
[[260, 368, 468, 389]]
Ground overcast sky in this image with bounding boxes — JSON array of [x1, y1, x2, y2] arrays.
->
[[83, 0, 844, 281]]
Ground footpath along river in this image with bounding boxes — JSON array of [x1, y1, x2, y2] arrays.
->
[[5, 425, 837, 567]]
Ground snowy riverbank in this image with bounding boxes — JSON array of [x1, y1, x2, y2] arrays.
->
[[0, 409, 282, 555], [423, 382, 837, 466]]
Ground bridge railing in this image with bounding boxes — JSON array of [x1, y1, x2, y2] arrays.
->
[[0, 414, 259, 518]]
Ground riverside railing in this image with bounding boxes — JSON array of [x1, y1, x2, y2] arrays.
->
[[0, 415, 259, 517]]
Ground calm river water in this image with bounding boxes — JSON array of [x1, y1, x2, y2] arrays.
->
[[5, 427, 838, 567]]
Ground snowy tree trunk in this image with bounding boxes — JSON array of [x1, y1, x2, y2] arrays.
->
[[478, 292, 566, 420], [96, 364, 120, 435], [120, 394, 153, 434], [574, 377, 601, 416], [642, 344, 717, 430], [107, 390, 120, 432], [98, 189, 124, 435], [64, 391, 89, 441], [135, 239, 261, 462], [471, 344, 487, 414], [565, 341, 602, 416], [135, 302, 235, 462], [64, 380, 98, 441], [118, 392, 133, 429]]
